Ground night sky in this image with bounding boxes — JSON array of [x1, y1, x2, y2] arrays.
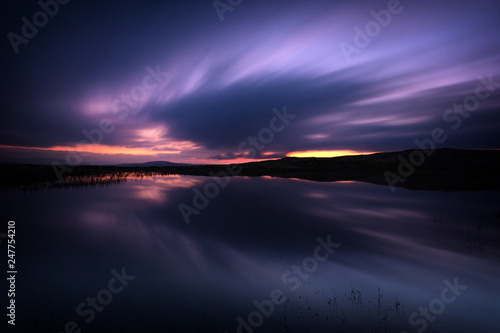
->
[[1, 0, 499, 165]]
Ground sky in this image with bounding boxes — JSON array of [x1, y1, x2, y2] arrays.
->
[[0, 0, 499, 165]]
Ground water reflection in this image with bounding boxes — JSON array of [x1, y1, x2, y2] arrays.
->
[[4, 171, 164, 192], [130, 175, 201, 203], [2, 176, 499, 332]]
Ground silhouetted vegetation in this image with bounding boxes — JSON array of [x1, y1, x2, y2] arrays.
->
[[1, 148, 500, 192]]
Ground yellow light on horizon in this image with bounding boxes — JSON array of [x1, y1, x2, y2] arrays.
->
[[286, 150, 376, 158]]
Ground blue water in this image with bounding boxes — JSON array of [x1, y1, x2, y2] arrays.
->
[[1, 175, 499, 332]]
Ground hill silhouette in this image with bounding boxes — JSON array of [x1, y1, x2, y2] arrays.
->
[[1, 148, 499, 191]]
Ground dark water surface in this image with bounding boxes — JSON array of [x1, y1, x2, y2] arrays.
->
[[2, 175, 500, 332]]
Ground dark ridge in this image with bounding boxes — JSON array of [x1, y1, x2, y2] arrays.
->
[[1, 148, 499, 192]]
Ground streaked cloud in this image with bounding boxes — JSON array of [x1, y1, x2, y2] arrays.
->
[[1, 0, 499, 164]]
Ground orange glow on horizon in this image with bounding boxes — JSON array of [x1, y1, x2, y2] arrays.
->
[[191, 157, 280, 165], [261, 151, 278, 156], [286, 150, 377, 158], [1, 145, 381, 165], [0, 144, 181, 156], [0, 144, 278, 165]]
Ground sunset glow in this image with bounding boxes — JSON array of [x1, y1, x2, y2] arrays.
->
[[1, 1, 499, 165], [1, 1, 500, 332], [287, 150, 376, 158], [0, 144, 182, 156]]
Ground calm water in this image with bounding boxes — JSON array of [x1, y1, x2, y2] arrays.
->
[[1, 175, 500, 332]]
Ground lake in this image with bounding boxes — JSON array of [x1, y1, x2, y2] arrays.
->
[[2, 175, 500, 332]]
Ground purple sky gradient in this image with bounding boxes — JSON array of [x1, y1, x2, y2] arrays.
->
[[1, 0, 499, 164]]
